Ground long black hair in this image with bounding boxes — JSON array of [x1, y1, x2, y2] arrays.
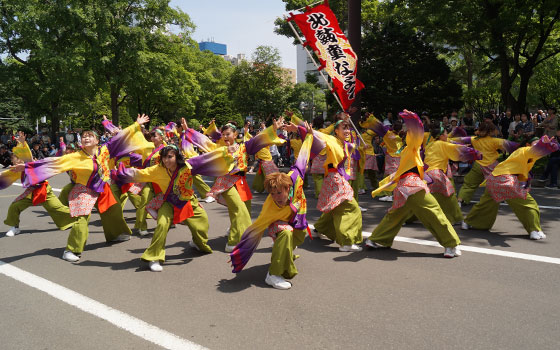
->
[[159, 145, 186, 169]]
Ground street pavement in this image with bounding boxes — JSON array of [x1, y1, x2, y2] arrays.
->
[[1, 173, 559, 349]]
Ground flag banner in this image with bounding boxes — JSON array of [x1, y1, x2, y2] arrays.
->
[[288, 2, 364, 111]]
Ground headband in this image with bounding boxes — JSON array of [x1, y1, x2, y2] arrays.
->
[[151, 128, 164, 136], [224, 123, 237, 131]]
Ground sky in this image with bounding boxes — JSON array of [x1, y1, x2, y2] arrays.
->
[[170, 0, 297, 69]]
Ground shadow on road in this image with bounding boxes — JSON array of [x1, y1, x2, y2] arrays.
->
[[216, 264, 269, 293]]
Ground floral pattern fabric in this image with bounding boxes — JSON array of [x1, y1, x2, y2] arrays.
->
[[390, 174, 430, 212], [486, 174, 530, 202], [365, 154, 378, 171], [68, 183, 99, 217], [317, 170, 354, 212], [426, 169, 455, 197]]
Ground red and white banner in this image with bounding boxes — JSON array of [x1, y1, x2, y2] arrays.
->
[[288, 2, 364, 111]]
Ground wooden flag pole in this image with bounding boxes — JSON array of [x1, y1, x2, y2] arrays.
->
[[286, 17, 366, 145]]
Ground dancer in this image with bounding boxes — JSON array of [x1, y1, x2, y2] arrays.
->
[[183, 118, 286, 252], [11, 115, 150, 262], [311, 115, 363, 252], [455, 121, 519, 205], [2, 132, 74, 237], [463, 135, 558, 239], [361, 114, 403, 202], [423, 125, 481, 225], [116, 145, 234, 271], [365, 110, 462, 258], [229, 122, 314, 289]]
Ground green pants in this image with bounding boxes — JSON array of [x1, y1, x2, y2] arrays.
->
[[128, 185, 153, 231], [312, 174, 324, 198], [193, 174, 210, 198], [269, 229, 306, 279], [315, 199, 363, 246], [58, 182, 74, 206], [4, 186, 74, 230], [349, 179, 359, 201], [368, 190, 461, 248], [66, 185, 132, 254], [222, 186, 252, 246], [465, 190, 541, 233], [252, 169, 265, 193], [141, 199, 211, 261], [357, 172, 366, 190], [432, 192, 464, 225], [458, 162, 485, 204]]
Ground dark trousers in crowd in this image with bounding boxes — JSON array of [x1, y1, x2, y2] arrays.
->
[[540, 156, 560, 187]]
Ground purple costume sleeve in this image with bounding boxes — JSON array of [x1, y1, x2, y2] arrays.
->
[[186, 147, 234, 177]]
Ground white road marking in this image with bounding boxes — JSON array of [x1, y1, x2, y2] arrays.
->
[[0, 260, 208, 350], [308, 225, 560, 265]]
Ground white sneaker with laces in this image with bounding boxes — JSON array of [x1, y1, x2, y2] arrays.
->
[[461, 221, 470, 230], [204, 196, 215, 203], [265, 272, 292, 290], [111, 234, 131, 242], [339, 244, 363, 252], [443, 247, 460, 258], [365, 239, 384, 249], [149, 261, 163, 272], [379, 195, 393, 202], [529, 231, 546, 240], [5, 226, 20, 237], [62, 250, 80, 262], [225, 244, 235, 253], [138, 230, 149, 236], [189, 240, 200, 251], [359, 206, 368, 212], [358, 189, 366, 195]]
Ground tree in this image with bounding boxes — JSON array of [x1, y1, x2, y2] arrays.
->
[[287, 83, 326, 121], [80, 0, 195, 126], [401, 0, 560, 114], [527, 55, 560, 109], [0, 0, 93, 139], [360, 20, 462, 116], [228, 46, 290, 118]]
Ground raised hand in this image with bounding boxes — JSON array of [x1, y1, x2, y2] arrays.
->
[[181, 117, 188, 131], [9, 163, 25, 172], [304, 121, 313, 135], [136, 114, 150, 126], [272, 116, 285, 131]]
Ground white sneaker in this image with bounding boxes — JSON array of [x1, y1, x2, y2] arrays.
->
[[311, 228, 322, 238], [358, 189, 366, 195], [225, 244, 235, 253], [457, 201, 462, 208], [365, 239, 384, 249], [5, 226, 20, 237], [461, 221, 470, 230], [359, 206, 368, 212], [379, 195, 393, 202], [188, 240, 200, 251], [265, 272, 292, 290], [204, 196, 215, 203], [62, 250, 80, 262], [339, 244, 363, 252], [443, 247, 460, 258], [138, 230, 149, 236], [529, 231, 546, 240], [111, 234, 131, 242], [149, 261, 163, 272]]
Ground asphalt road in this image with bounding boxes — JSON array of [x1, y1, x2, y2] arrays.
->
[[1, 173, 559, 349]]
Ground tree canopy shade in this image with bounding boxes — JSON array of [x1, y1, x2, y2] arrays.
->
[[360, 20, 463, 117], [400, 0, 560, 113]]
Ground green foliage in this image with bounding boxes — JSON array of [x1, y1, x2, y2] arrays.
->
[[228, 46, 290, 118], [287, 83, 326, 121], [361, 20, 462, 116], [527, 55, 560, 109]]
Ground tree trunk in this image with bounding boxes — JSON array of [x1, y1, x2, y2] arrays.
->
[[348, 0, 362, 125], [50, 102, 59, 142], [110, 84, 120, 126], [517, 67, 533, 114]]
